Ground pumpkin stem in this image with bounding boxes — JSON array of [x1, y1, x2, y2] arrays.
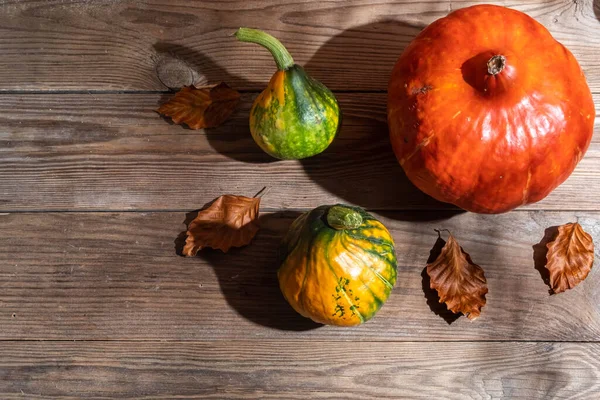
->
[[487, 55, 506, 76], [235, 28, 295, 71], [327, 205, 363, 230]]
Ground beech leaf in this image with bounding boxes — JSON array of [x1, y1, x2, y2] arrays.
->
[[157, 82, 240, 129], [545, 222, 594, 294], [183, 194, 260, 255], [426, 233, 488, 320]]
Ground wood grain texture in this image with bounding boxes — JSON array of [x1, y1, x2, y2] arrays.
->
[[1, 341, 600, 399], [2, 1, 600, 397], [0, 92, 598, 212], [0, 0, 598, 91], [1, 210, 599, 341]]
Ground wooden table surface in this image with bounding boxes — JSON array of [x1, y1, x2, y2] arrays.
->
[[1, 0, 600, 398]]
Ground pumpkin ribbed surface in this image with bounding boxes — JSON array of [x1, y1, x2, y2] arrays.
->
[[278, 205, 397, 326], [387, 5, 594, 213], [250, 65, 340, 160]]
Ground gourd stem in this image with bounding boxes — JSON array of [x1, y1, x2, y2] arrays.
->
[[235, 28, 295, 71], [487, 55, 506, 75], [327, 205, 363, 230]]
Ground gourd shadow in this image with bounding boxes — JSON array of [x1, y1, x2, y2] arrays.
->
[[594, 0, 600, 22], [174, 207, 322, 331], [533, 225, 559, 295], [300, 20, 457, 219], [153, 42, 276, 164], [421, 235, 461, 324], [153, 42, 246, 89]]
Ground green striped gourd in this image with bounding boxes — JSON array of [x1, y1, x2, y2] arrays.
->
[[278, 204, 397, 326], [235, 28, 340, 160]]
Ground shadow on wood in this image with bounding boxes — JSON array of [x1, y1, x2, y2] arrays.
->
[[594, 0, 600, 21], [153, 42, 276, 164], [153, 42, 244, 89], [153, 23, 464, 211], [533, 225, 559, 295], [421, 235, 461, 324], [377, 209, 465, 223], [301, 20, 454, 217], [175, 207, 321, 331], [303, 19, 427, 91]]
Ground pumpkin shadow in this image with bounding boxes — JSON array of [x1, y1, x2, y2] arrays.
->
[[175, 207, 322, 331], [377, 209, 465, 223], [301, 20, 457, 218], [153, 42, 276, 164], [533, 225, 559, 295], [421, 234, 461, 324], [594, 0, 600, 22]]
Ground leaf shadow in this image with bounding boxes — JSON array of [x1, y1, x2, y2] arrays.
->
[[421, 234, 461, 324], [533, 225, 559, 295], [300, 19, 458, 219], [153, 42, 276, 164], [174, 206, 321, 331]]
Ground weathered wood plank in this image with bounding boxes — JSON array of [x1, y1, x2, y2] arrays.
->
[[1, 210, 599, 341], [0, 93, 598, 211], [1, 340, 599, 399], [0, 0, 598, 91]]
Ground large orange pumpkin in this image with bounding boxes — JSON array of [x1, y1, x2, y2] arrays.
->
[[388, 5, 595, 213]]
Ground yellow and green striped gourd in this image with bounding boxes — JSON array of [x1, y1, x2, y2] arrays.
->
[[278, 205, 397, 326], [235, 28, 340, 160]]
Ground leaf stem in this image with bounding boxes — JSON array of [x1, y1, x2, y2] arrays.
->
[[434, 228, 452, 238], [254, 186, 270, 198]]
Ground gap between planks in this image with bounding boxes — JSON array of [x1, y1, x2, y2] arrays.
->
[[2, 208, 600, 214], [0, 339, 599, 344], [0, 89, 388, 95], [0, 90, 597, 95]]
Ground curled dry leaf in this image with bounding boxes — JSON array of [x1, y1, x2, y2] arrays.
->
[[545, 222, 594, 294], [426, 233, 488, 320], [183, 195, 260, 255], [157, 82, 240, 129]]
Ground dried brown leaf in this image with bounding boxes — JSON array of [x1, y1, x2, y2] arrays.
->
[[183, 195, 260, 255], [426, 234, 488, 320], [545, 222, 594, 294], [157, 82, 240, 129]]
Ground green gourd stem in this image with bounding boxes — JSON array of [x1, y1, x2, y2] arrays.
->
[[235, 27, 294, 71], [327, 205, 363, 230]]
